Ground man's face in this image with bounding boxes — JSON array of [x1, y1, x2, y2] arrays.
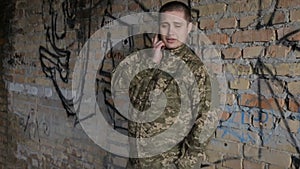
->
[[159, 10, 192, 49]]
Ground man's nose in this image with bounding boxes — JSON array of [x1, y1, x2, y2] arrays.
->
[[168, 25, 175, 35]]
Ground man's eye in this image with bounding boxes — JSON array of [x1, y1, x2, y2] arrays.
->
[[161, 24, 168, 28], [175, 24, 182, 28]]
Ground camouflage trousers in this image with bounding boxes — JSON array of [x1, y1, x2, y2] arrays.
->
[[125, 145, 204, 169], [126, 158, 203, 169]]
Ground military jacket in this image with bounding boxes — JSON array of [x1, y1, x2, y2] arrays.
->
[[112, 45, 218, 169]]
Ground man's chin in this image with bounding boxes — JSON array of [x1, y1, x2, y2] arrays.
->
[[165, 43, 181, 49]]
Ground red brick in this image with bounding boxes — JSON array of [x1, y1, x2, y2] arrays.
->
[[277, 27, 300, 41], [111, 5, 125, 12], [230, 1, 259, 12], [251, 79, 285, 98], [238, 93, 285, 110], [207, 33, 229, 44], [293, 62, 300, 76], [262, 98, 285, 111], [229, 78, 250, 90], [14, 68, 26, 75], [278, 0, 300, 8], [263, 11, 286, 25], [232, 29, 275, 43], [243, 46, 265, 58], [257, 63, 290, 76], [198, 3, 227, 16], [251, 111, 274, 129], [128, 3, 139, 11], [288, 81, 300, 95], [290, 9, 300, 22], [219, 17, 237, 29], [13, 75, 26, 84], [240, 16, 257, 28], [226, 94, 236, 105], [199, 19, 215, 30], [288, 98, 300, 113], [232, 111, 251, 124], [266, 45, 291, 57], [222, 47, 241, 59], [280, 118, 299, 133], [220, 111, 231, 121], [230, 0, 271, 12], [274, 63, 292, 76], [225, 63, 253, 76], [138, 0, 153, 8]]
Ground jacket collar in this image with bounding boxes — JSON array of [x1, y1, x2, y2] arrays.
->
[[164, 44, 187, 56]]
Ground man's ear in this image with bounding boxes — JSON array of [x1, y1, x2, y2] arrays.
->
[[187, 22, 192, 34]]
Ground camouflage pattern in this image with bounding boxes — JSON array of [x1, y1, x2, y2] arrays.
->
[[112, 45, 218, 169]]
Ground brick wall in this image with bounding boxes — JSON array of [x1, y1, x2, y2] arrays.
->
[[0, 60, 8, 169], [0, 0, 14, 168], [1, 0, 300, 168], [0, 30, 8, 169]]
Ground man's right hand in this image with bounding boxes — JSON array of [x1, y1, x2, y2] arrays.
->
[[152, 34, 165, 64]]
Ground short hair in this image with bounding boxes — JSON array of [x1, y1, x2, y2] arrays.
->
[[159, 1, 192, 22]]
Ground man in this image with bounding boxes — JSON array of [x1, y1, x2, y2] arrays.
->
[[113, 1, 217, 168]]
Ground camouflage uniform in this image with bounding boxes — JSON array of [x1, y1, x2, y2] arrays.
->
[[112, 45, 218, 169]]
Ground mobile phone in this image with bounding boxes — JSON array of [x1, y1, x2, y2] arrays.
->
[[158, 34, 162, 41]]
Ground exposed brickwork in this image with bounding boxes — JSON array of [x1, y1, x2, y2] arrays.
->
[[0, 0, 15, 168], [232, 29, 276, 43], [218, 17, 238, 29], [199, 18, 215, 30], [290, 9, 300, 22], [0, 81, 7, 169], [222, 47, 241, 59], [197, 3, 227, 16], [243, 46, 265, 58], [1, 0, 300, 168]]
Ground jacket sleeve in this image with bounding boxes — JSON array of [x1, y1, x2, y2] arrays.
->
[[175, 64, 218, 169]]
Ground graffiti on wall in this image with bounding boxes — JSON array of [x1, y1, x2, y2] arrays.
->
[[39, 0, 78, 116], [20, 108, 50, 142], [38, 0, 300, 167], [218, 0, 300, 161]]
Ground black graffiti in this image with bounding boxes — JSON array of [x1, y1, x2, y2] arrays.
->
[[39, 0, 77, 116], [253, 1, 300, 161], [95, 0, 155, 133], [7, 53, 26, 67], [23, 108, 50, 142], [39, 0, 159, 119], [38, 0, 300, 167], [255, 0, 300, 52], [277, 29, 300, 51], [39, 0, 99, 119], [133, 0, 150, 12], [254, 58, 300, 158], [62, 0, 78, 29]]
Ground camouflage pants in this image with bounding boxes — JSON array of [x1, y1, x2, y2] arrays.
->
[[126, 159, 203, 169], [125, 146, 204, 169]]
